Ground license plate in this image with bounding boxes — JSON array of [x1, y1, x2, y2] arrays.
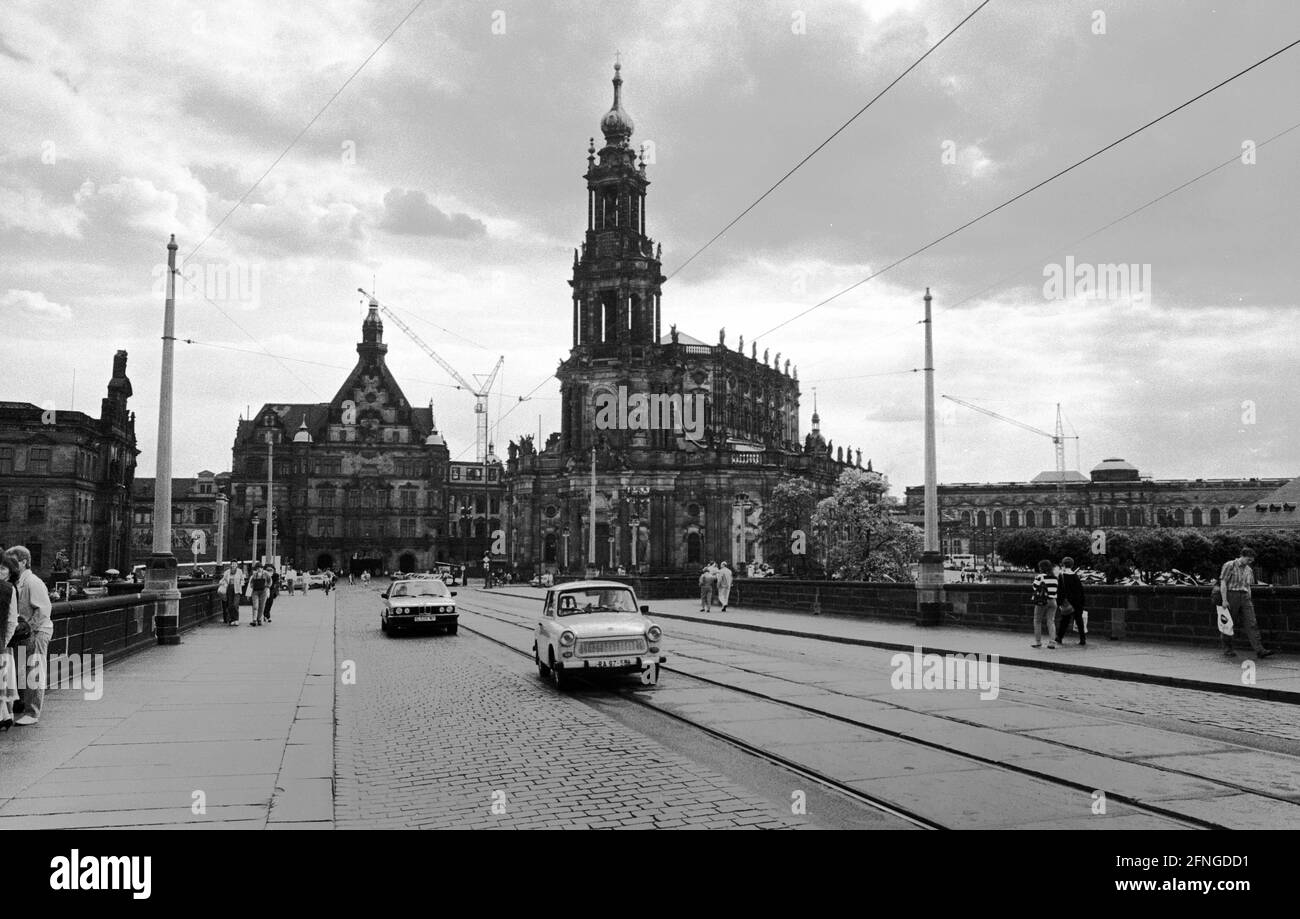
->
[[590, 657, 636, 668], [415, 614, 438, 622]]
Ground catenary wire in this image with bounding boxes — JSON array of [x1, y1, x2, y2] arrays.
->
[[666, 0, 993, 281], [182, 0, 428, 265], [754, 37, 1300, 340]]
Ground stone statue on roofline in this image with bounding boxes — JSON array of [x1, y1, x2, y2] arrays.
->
[[719, 327, 725, 346]]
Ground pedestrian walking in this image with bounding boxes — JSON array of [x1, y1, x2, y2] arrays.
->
[[1030, 559, 1058, 650], [262, 565, 279, 623], [248, 564, 268, 626], [219, 563, 244, 625], [717, 561, 734, 612], [1216, 547, 1273, 659], [1055, 556, 1087, 646], [323, 570, 334, 596], [285, 569, 296, 597], [0, 553, 20, 731], [6, 546, 52, 725], [698, 565, 716, 613]]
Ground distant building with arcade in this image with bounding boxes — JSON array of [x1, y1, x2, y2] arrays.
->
[[905, 457, 1292, 558]]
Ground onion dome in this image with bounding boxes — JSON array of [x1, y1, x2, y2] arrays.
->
[[424, 412, 446, 447], [292, 414, 313, 444], [599, 61, 634, 145]]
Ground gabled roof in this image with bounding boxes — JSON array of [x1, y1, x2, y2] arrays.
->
[[1232, 477, 1300, 528]]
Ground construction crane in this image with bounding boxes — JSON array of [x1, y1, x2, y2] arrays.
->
[[358, 288, 504, 463], [942, 396, 1079, 474]]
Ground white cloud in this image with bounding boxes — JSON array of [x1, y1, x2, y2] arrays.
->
[[1, 288, 72, 320]]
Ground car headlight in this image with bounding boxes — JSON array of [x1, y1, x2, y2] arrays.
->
[[559, 630, 576, 647], [646, 625, 662, 642]]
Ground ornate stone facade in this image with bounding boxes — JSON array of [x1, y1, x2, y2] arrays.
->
[[504, 64, 859, 576], [0, 351, 137, 575], [228, 302, 500, 574], [904, 457, 1291, 557]]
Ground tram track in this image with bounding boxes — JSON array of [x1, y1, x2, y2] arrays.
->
[[452, 594, 1238, 830]]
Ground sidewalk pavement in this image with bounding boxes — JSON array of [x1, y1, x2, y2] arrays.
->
[[654, 601, 1300, 701], [0, 588, 336, 829], [488, 585, 1300, 700]]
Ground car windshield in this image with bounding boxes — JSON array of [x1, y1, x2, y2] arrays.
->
[[556, 588, 637, 616], [389, 581, 449, 598]]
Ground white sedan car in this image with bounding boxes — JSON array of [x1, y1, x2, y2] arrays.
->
[[533, 581, 665, 689]]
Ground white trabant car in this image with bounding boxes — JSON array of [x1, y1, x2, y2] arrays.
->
[[533, 580, 665, 689], [381, 578, 459, 635]]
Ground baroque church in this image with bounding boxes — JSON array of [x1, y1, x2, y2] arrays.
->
[[227, 302, 504, 575], [504, 63, 865, 576]]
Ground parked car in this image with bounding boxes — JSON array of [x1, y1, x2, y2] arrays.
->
[[533, 580, 666, 690], [381, 578, 458, 635]]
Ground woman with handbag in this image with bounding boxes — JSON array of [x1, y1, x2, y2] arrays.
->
[[1055, 556, 1087, 646]]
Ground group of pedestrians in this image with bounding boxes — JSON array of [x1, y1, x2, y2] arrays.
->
[[698, 561, 734, 613], [0, 545, 53, 729], [1030, 556, 1087, 650]]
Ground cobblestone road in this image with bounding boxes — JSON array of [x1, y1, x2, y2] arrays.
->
[[333, 585, 803, 829]]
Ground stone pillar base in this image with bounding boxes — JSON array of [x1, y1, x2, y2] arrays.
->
[[145, 552, 181, 645], [915, 551, 948, 627]]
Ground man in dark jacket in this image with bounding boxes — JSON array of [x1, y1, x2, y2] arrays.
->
[[1055, 556, 1087, 646]]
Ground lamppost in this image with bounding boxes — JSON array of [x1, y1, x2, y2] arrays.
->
[[562, 525, 570, 572], [607, 533, 616, 571], [250, 509, 261, 564], [629, 515, 640, 569], [459, 504, 472, 569]]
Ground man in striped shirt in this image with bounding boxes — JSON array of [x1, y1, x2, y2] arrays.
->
[[1218, 548, 1272, 658], [1031, 559, 1059, 649]]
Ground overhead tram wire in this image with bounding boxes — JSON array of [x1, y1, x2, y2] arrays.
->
[[938, 117, 1300, 313], [173, 336, 552, 402], [665, 0, 992, 282], [181, 0, 428, 266], [170, 270, 324, 399], [754, 36, 1300, 341], [860, 117, 1300, 351]]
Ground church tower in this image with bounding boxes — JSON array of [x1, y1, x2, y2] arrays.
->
[[570, 60, 664, 350]]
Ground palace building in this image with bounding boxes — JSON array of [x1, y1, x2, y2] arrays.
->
[[0, 351, 137, 575], [904, 458, 1292, 559], [227, 303, 501, 575], [503, 63, 860, 576]]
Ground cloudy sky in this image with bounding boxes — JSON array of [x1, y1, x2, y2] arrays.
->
[[2, 0, 1297, 493]]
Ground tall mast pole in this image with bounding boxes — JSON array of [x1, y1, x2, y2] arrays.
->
[[147, 234, 182, 645], [923, 287, 938, 555], [588, 446, 597, 570]]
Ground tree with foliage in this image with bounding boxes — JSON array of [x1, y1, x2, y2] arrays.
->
[[759, 478, 821, 575], [812, 469, 920, 581], [1170, 529, 1215, 578], [1130, 529, 1183, 581], [1047, 528, 1093, 565], [994, 529, 1052, 569]]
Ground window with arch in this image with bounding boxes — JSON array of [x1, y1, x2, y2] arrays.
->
[[1116, 509, 1129, 526], [992, 510, 1003, 527], [1008, 510, 1020, 527], [1227, 506, 1238, 518], [1131, 509, 1144, 525], [1100, 508, 1114, 526], [1210, 508, 1221, 525], [686, 531, 702, 564], [1025, 510, 1036, 527], [1192, 508, 1203, 526], [960, 510, 972, 526], [1041, 509, 1052, 527], [976, 510, 987, 527], [1173, 508, 1185, 526]]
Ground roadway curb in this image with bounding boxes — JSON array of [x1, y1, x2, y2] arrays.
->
[[651, 610, 1300, 705]]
